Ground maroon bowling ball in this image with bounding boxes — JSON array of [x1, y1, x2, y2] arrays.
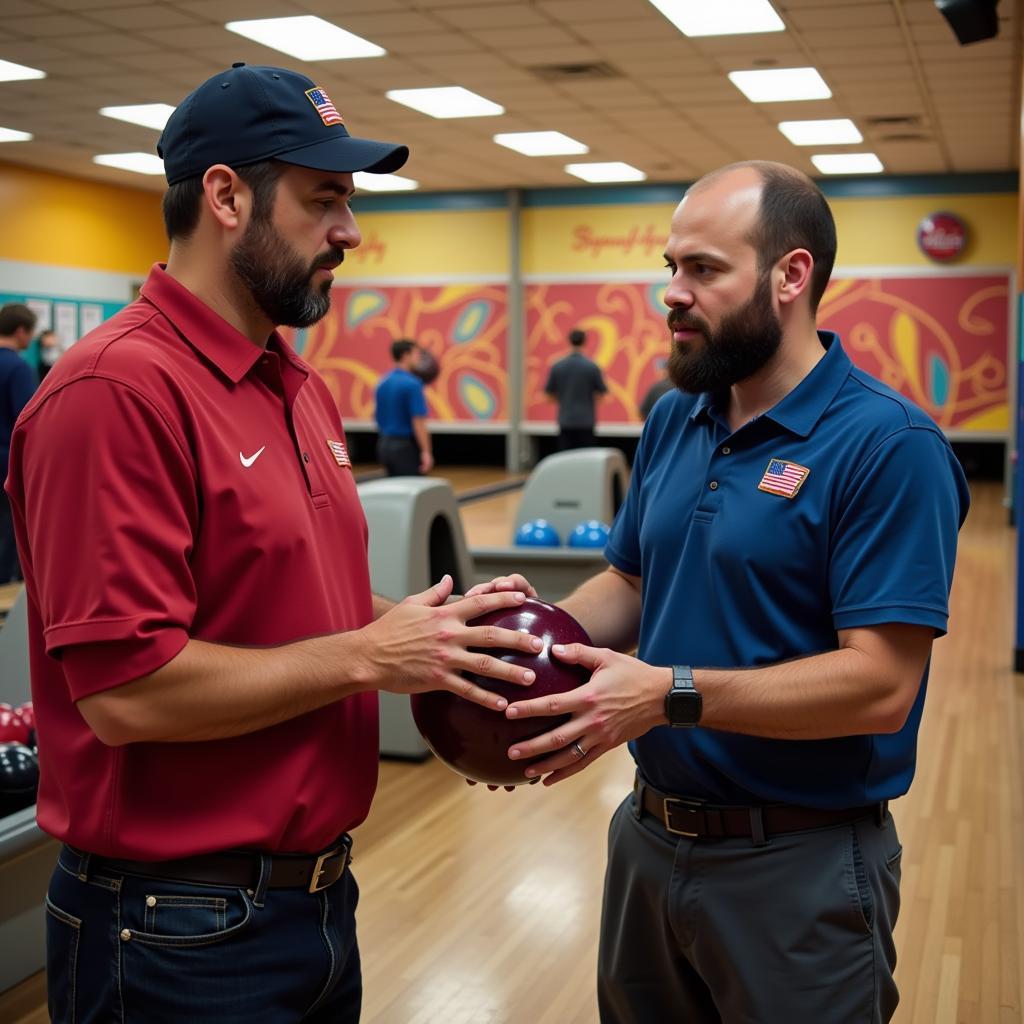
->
[[411, 598, 591, 786], [0, 708, 30, 747]]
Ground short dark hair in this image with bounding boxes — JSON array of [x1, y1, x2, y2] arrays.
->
[[568, 329, 586, 346], [691, 161, 837, 313], [162, 160, 288, 241], [0, 303, 37, 337], [391, 338, 416, 362]]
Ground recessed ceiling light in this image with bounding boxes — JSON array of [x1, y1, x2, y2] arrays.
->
[[0, 127, 32, 143], [647, 0, 784, 36], [494, 131, 588, 156], [100, 104, 176, 130], [811, 153, 884, 175], [729, 67, 831, 102], [565, 161, 646, 183], [778, 118, 862, 145], [93, 152, 165, 175], [225, 16, 385, 61], [386, 87, 503, 119], [0, 59, 46, 83], [353, 171, 419, 192]]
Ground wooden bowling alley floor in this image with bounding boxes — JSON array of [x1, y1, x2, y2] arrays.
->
[[2, 476, 1022, 1023]]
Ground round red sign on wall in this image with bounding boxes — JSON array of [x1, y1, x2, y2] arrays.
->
[[917, 212, 967, 262]]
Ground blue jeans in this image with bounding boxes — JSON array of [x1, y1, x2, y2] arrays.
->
[[46, 845, 362, 1023]]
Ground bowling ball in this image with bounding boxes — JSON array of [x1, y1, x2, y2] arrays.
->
[[514, 519, 560, 547], [411, 347, 440, 385], [16, 703, 36, 751], [411, 598, 591, 786], [0, 708, 30, 746], [0, 742, 39, 817], [568, 519, 611, 548]]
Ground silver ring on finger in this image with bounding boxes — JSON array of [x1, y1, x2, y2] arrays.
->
[[571, 740, 587, 760]]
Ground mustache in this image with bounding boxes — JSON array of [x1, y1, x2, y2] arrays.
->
[[311, 248, 345, 273], [667, 311, 706, 333]]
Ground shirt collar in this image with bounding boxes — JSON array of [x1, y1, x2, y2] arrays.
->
[[688, 331, 850, 437], [139, 264, 299, 384]]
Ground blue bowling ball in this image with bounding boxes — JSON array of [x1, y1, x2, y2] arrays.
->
[[568, 519, 610, 548], [514, 519, 560, 547]]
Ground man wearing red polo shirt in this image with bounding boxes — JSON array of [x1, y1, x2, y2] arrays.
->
[[5, 64, 540, 1024]]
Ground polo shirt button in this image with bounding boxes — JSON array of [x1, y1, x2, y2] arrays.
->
[[721, 446, 731, 455], [120, 929, 132, 941], [302, 452, 310, 463], [146, 896, 157, 908], [709, 481, 718, 490]]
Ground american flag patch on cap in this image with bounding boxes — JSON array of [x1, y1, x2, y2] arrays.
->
[[305, 87, 344, 126], [757, 458, 810, 499], [327, 439, 352, 468]]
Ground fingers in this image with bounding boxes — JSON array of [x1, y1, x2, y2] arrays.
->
[[549, 642, 604, 670], [525, 743, 605, 786], [407, 574, 455, 607], [507, 720, 584, 763], [465, 624, 544, 657], [459, 650, 536, 688], [505, 686, 587, 720], [464, 575, 538, 599], [449, 588, 529, 620]]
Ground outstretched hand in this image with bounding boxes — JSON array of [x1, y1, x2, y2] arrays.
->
[[362, 575, 543, 711], [503, 643, 671, 785]]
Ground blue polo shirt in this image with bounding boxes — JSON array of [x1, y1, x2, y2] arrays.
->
[[374, 368, 427, 438], [606, 332, 969, 808]]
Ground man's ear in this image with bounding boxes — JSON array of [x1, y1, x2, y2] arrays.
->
[[202, 165, 249, 232], [776, 249, 814, 307]]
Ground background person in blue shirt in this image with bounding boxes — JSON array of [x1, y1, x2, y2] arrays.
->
[[486, 161, 969, 1023], [0, 303, 38, 582], [374, 338, 433, 476]]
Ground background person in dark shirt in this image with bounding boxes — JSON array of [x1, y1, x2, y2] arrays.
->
[[0, 303, 38, 582], [544, 328, 607, 450]]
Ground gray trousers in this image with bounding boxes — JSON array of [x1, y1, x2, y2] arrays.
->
[[598, 793, 902, 1023]]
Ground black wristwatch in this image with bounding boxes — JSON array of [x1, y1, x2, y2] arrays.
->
[[665, 665, 702, 727]]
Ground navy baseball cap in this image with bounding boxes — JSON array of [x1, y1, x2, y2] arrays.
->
[[157, 63, 408, 185]]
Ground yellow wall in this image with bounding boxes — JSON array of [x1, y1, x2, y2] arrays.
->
[[342, 208, 509, 279], [522, 193, 1017, 276], [0, 162, 166, 274]]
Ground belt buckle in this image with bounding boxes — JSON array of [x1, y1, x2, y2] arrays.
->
[[308, 846, 344, 894], [663, 797, 705, 837]]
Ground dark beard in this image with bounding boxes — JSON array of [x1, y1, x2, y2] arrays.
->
[[230, 215, 343, 329], [666, 272, 782, 394]]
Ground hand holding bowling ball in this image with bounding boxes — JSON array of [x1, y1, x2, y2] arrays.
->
[[411, 599, 591, 786], [365, 576, 541, 711]]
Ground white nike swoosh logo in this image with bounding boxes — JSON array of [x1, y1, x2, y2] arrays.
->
[[239, 446, 266, 468]]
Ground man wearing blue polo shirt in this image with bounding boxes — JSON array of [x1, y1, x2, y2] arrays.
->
[[374, 338, 433, 476], [501, 161, 969, 1022]]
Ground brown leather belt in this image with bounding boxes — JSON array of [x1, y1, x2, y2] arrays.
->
[[87, 835, 352, 894], [635, 776, 884, 840]]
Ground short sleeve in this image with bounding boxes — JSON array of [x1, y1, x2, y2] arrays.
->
[[544, 363, 558, 395], [10, 377, 197, 697], [410, 380, 428, 418], [830, 426, 968, 635], [605, 418, 655, 576]]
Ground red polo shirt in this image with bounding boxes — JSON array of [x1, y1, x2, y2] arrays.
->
[[6, 264, 378, 859]]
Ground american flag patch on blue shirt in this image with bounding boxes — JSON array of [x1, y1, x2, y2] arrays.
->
[[327, 439, 351, 468], [757, 458, 810, 499]]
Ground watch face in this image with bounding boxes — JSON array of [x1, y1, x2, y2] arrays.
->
[[667, 689, 702, 726]]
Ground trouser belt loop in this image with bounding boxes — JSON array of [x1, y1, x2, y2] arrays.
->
[[749, 807, 768, 847], [632, 774, 647, 820], [72, 847, 93, 883], [252, 853, 271, 908]]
